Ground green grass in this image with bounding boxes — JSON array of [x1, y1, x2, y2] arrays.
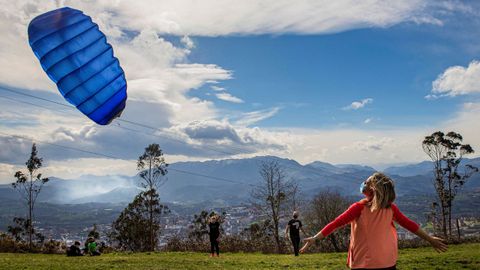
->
[[0, 243, 479, 270]]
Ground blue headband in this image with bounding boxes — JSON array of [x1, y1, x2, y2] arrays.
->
[[360, 181, 367, 194]]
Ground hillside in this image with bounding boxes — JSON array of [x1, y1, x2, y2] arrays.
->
[[0, 243, 478, 270]]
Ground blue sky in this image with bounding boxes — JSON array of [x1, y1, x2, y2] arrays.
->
[[1, 1, 480, 181], [188, 22, 478, 129]]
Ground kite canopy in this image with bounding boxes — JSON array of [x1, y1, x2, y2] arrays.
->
[[28, 7, 127, 125]]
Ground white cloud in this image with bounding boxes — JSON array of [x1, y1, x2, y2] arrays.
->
[[442, 102, 480, 146], [234, 107, 281, 126], [431, 60, 480, 97], [2, 101, 479, 181], [215, 92, 244, 103], [180, 35, 195, 49], [1, 0, 478, 181], [166, 120, 287, 152], [42, 158, 137, 179], [0, 2, 233, 125], [347, 137, 395, 152], [182, 120, 243, 143], [0, 163, 21, 183], [67, 0, 443, 36], [364, 118, 373, 124], [270, 102, 480, 166], [343, 98, 373, 110], [211, 86, 226, 91]]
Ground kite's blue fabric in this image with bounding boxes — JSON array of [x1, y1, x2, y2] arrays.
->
[[28, 7, 127, 125]]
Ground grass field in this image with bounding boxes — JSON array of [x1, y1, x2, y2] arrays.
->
[[0, 243, 479, 269]]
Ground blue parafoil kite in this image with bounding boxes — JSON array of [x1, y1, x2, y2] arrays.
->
[[28, 7, 127, 125]]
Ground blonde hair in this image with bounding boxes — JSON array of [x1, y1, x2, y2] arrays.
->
[[365, 172, 396, 211]]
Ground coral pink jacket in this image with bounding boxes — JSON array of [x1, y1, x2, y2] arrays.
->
[[320, 200, 419, 269]]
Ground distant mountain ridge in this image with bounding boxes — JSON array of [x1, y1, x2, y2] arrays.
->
[[1, 156, 479, 205], [383, 158, 480, 177]]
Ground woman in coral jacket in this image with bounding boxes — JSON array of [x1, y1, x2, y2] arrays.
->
[[300, 172, 447, 270]]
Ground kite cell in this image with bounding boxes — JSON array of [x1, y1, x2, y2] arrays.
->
[[28, 7, 127, 125]]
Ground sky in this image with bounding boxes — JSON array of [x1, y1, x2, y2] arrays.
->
[[1, 0, 480, 183]]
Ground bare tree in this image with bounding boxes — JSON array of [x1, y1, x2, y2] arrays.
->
[[251, 160, 295, 253], [11, 143, 49, 250], [137, 143, 168, 251], [422, 131, 478, 238], [304, 189, 351, 252]]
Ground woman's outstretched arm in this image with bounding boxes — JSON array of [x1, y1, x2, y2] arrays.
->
[[414, 228, 448, 253], [392, 204, 447, 253], [300, 202, 364, 253]]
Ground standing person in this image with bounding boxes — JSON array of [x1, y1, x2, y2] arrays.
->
[[300, 172, 447, 269], [285, 211, 306, 256], [208, 214, 221, 257]]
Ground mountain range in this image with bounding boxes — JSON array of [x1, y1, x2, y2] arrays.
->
[[1, 156, 479, 206]]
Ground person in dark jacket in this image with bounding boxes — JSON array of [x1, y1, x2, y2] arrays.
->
[[285, 211, 306, 256], [66, 241, 83, 256], [208, 214, 221, 257]]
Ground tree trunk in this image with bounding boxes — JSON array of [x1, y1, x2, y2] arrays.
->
[[271, 202, 281, 253], [148, 157, 154, 251], [436, 171, 448, 239], [431, 205, 437, 235], [448, 205, 452, 239], [456, 218, 461, 240], [273, 219, 281, 253], [28, 173, 33, 250], [448, 175, 453, 238], [149, 193, 154, 251], [329, 234, 340, 252], [440, 202, 447, 239]]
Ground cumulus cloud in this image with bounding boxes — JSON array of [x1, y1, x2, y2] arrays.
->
[[0, 1, 245, 166], [343, 98, 373, 110], [2, 101, 480, 182], [0, 0, 446, 93], [167, 120, 287, 153], [0, 135, 34, 165], [431, 60, 480, 97], [183, 120, 243, 143], [1, 0, 477, 181], [180, 35, 195, 49], [64, 0, 444, 36], [0, 1, 233, 119]]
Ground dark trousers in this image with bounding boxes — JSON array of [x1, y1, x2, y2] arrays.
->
[[290, 235, 300, 256], [210, 237, 219, 255]]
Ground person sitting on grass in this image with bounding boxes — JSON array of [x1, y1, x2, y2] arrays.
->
[[87, 237, 101, 256], [66, 241, 83, 256], [300, 172, 447, 270], [208, 214, 221, 257]]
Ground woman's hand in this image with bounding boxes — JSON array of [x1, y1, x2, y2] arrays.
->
[[299, 237, 315, 253], [428, 236, 447, 253], [413, 228, 447, 253]]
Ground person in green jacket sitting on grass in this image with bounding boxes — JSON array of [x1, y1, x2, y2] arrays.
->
[[87, 237, 101, 256]]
